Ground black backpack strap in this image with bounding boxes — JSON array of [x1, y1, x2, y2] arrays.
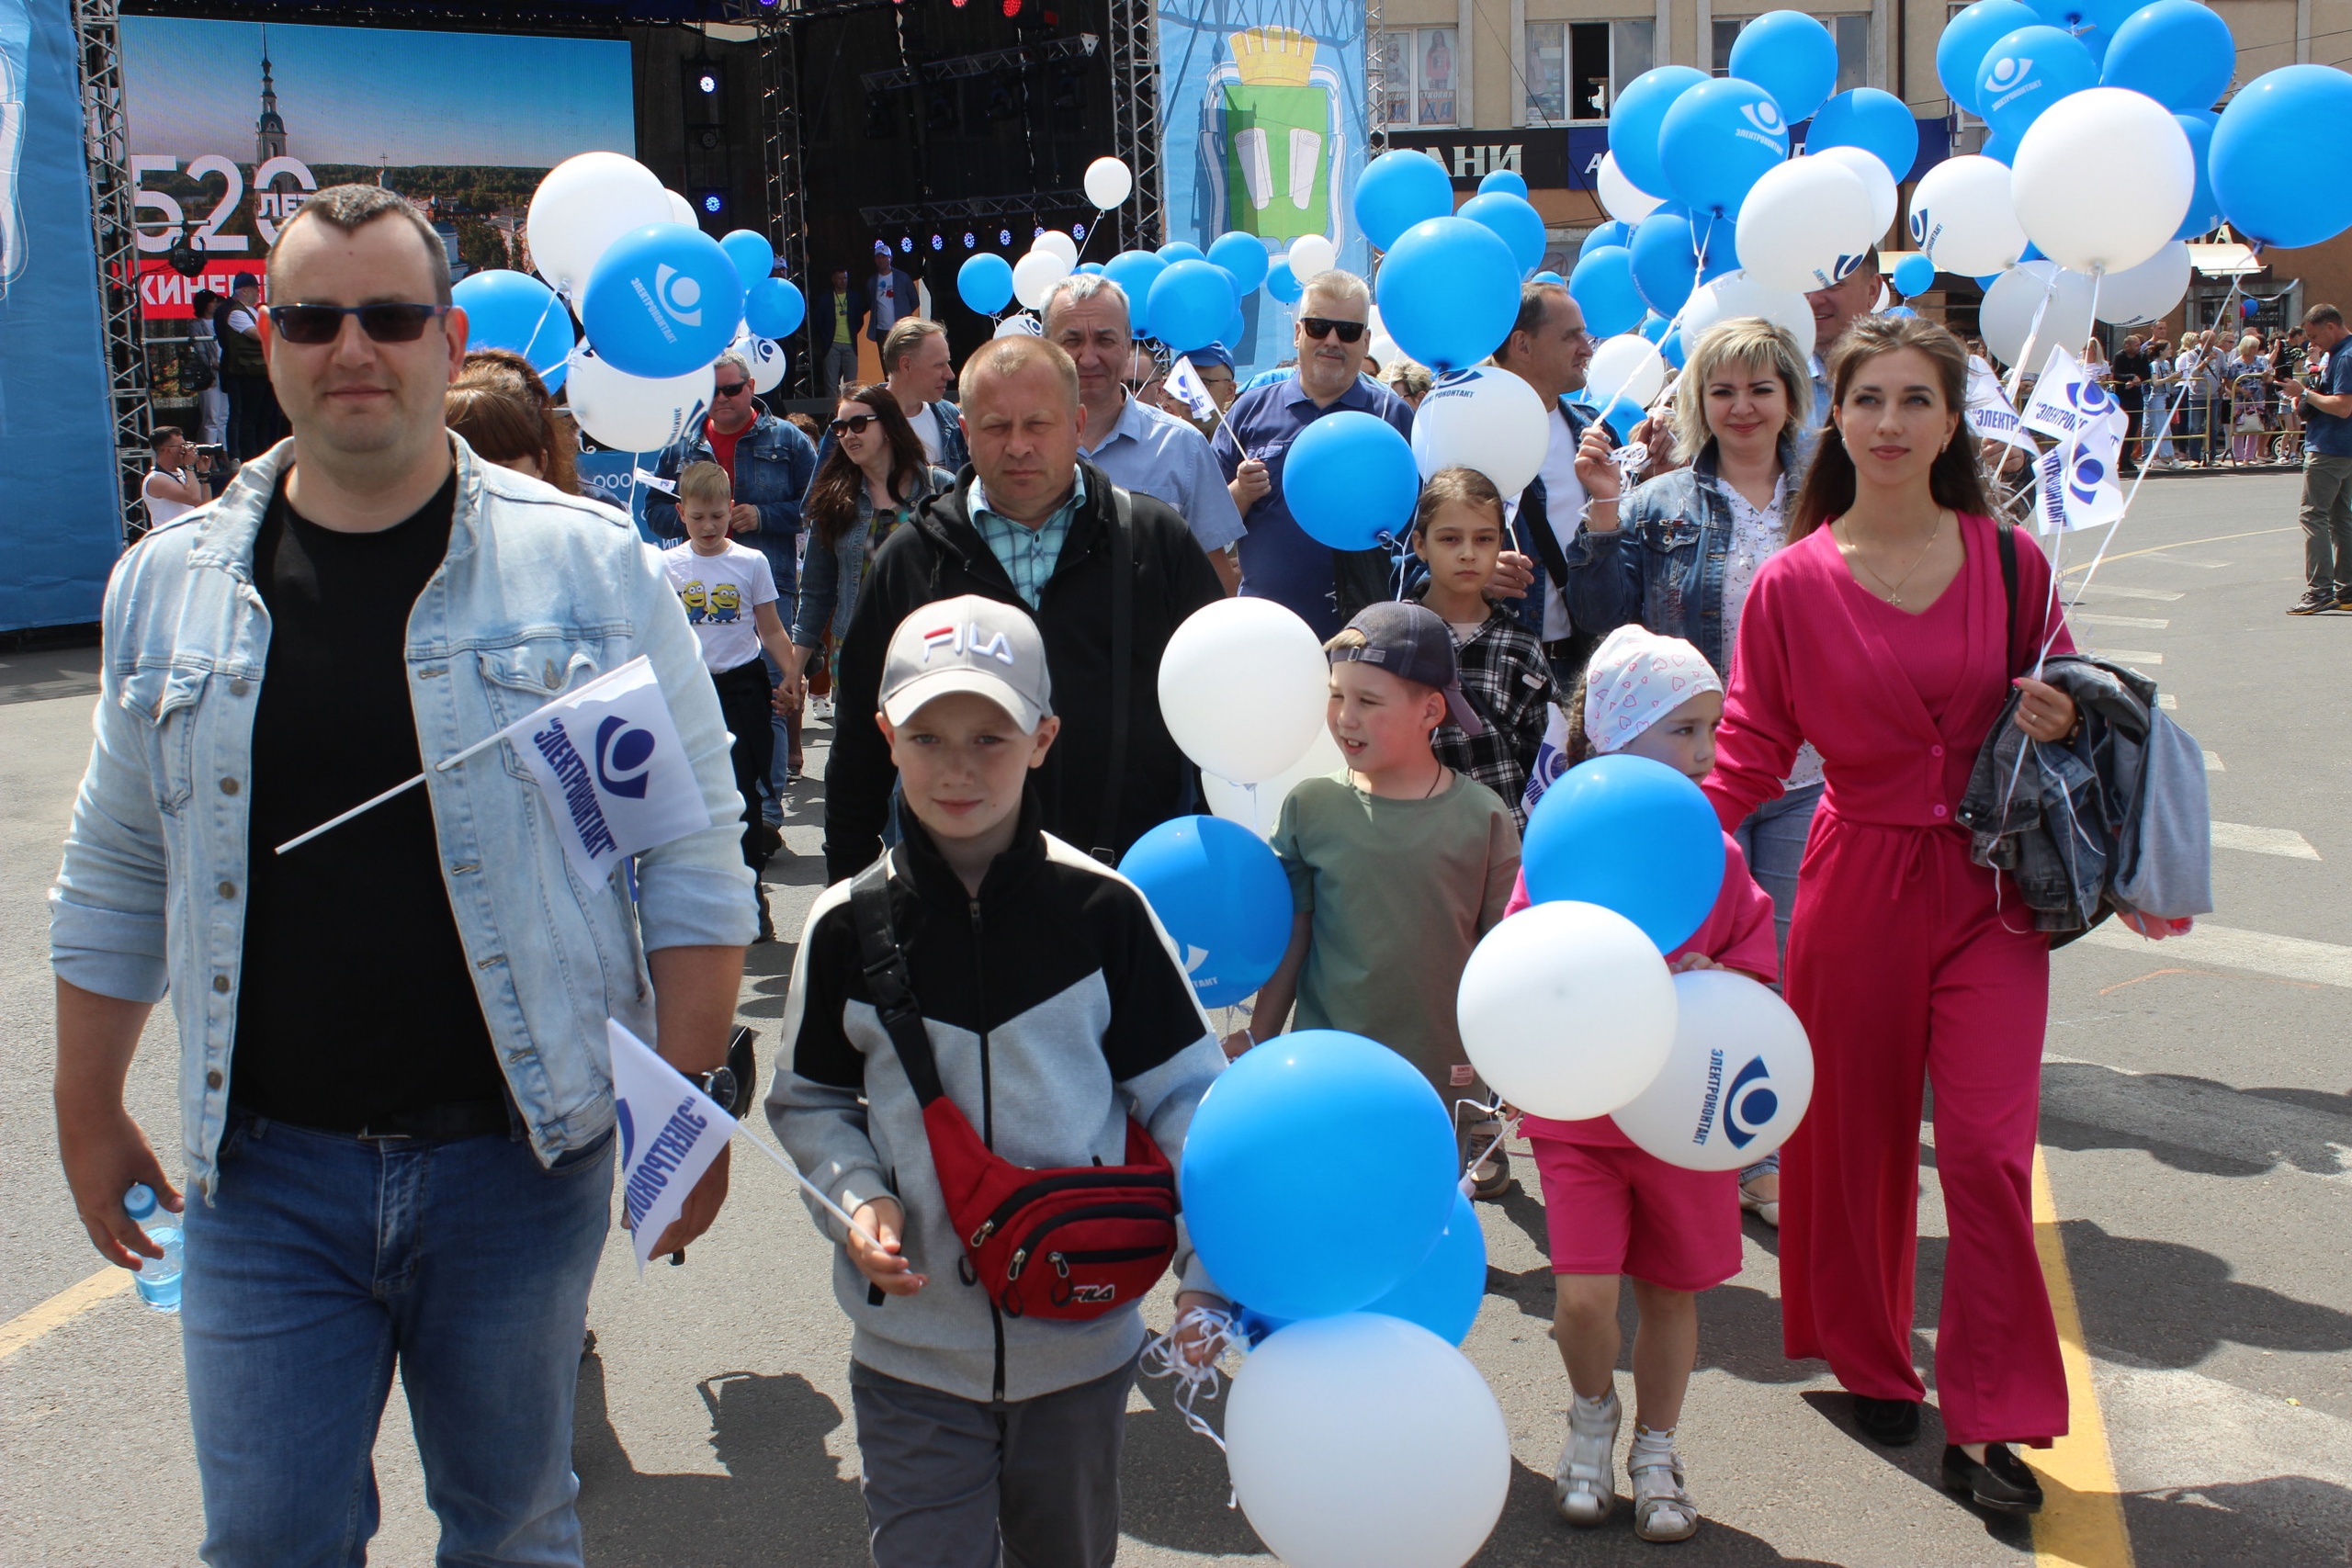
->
[[1092, 487, 1134, 863], [848, 858, 945, 1106], [1996, 518, 2021, 676], [1517, 475, 1574, 588]]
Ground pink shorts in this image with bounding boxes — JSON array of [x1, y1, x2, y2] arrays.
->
[[1529, 1133, 1743, 1292]]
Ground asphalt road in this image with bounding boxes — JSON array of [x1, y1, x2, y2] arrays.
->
[[2, 470, 2346, 1566]]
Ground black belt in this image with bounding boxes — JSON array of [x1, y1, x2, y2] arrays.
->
[[356, 1098, 513, 1142]]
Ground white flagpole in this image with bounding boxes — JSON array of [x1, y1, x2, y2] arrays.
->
[[273, 773, 425, 855], [736, 1130, 881, 1245]]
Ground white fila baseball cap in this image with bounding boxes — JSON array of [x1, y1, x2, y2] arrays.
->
[[880, 595, 1054, 731]]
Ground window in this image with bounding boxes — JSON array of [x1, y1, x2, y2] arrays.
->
[[1527, 19, 1655, 124], [1376, 28, 1459, 128], [1713, 13, 1870, 89]]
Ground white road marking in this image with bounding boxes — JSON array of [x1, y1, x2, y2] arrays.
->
[[2157, 694, 2177, 710], [2067, 583, 2184, 603], [2211, 822, 2319, 860], [2096, 649, 2166, 665], [2076, 920, 2352, 987], [2204, 750, 2225, 771], [2075, 612, 2171, 629], [2132, 551, 2232, 568]]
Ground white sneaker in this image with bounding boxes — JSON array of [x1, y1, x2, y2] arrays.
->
[[1554, 1393, 1621, 1527], [1630, 1444, 1700, 1543]]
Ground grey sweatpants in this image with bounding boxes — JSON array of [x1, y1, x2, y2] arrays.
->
[[851, 1355, 1136, 1568]]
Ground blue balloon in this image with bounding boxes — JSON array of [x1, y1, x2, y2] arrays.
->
[[1180, 1030, 1458, 1321], [1103, 249, 1169, 310], [1657, 75, 1790, 218], [580, 222, 745, 379], [1478, 166, 1530, 199], [1892, 253, 1938, 296], [2211, 64, 2352, 250], [1659, 326, 1687, 368], [1639, 311, 1670, 344], [1628, 210, 1697, 316], [1729, 10, 1840, 124], [1224, 303, 1249, 349], [742, 276, 804, 340], [1979, 131, 2018, 165], [1607, 65, 1710, 205], [1974, 26, 2099, 142], [1283, 411, 1419, 549], [2027, 0, 2142, 62], [2101, 0, 2235, 109], [1354, 149, 1456, 252], [1207, 231, 1270, 293], [1118, 817, 1293, 1009], [1361, 1190, 1487, 1345], [2171, 113, 2224, 240], [957, 252, 1014, 315], [1158, 241, 1205, 263], [1885, 305, 1918, 318], [1145, 259, 1237, 351], [1937, 0, 2041, 116], [1694, 213, 1742, 279], [1375, 216, 1521, 369], [1458, 190, 1547, 275], [450, 269, 573, 384], [1532, 270, 1566, 286], [1076, 261, 1105, 275], [1974, 271, 2007, 289], [718, 228, 775, 292], [1579, 220, 1633, 258], [1264, 257, 1304, 306], [1567, 245, 1646, 338], [1805, 88, 1921, 182], [1522, 753, 1727, 953]]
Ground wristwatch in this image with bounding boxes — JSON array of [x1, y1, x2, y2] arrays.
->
[[687, 1066, 738, 1113]]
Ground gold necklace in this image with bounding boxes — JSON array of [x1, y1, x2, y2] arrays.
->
[[1838, 512, 1945, 607]]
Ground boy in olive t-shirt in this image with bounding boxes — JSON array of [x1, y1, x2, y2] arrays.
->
[[1225, 602, 1521, 1197]]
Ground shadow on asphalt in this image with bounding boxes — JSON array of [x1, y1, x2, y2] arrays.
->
[[2041, 1062, 2352, 1179], [2122, 1474, 2352, 1568], [2050, 1218, 2352, 1368], [1797, 1391, 2039, 1557]]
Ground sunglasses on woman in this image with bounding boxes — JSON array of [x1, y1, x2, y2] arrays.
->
[[1300, 317, 1367, 344], [266, 303, 451, 344], [829, 413, 879, 436]]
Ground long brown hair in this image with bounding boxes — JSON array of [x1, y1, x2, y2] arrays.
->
[[803, 384, 932, 547], [1788, 315, 1988, 541], [447, 349, 579, 495]]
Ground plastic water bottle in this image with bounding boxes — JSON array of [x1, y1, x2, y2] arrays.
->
[[122, 1183, 182, 1314]]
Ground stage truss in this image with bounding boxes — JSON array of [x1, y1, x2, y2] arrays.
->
[[71, 0, 152, 543]]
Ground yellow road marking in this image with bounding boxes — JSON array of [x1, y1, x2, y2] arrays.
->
[[2061, 525, 2291, 577], [0, 1266, 136, 1361], [2030, 1145, 2135, 1567]]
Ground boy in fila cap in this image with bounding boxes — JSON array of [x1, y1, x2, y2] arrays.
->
[[769, 595, 1227, 1568]]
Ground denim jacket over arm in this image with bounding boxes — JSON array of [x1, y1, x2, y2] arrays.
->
[[1559, 436, 1796, 672], [790, 464, 956, 649], [49, 438, 756, 1198]]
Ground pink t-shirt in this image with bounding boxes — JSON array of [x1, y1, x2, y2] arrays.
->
[[1510, 830, 1779, 1146]]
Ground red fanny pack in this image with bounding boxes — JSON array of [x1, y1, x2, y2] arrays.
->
[[851, 865, 1179, 1321]]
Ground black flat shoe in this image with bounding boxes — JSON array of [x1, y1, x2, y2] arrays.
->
[[1852, 1394, 1920, 1447], [1941, 1443, 2044, 1514]]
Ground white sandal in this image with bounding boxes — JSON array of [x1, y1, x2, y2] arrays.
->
[[1738, 1172, 1779, 1229], [1553, 1393, 1621, 1527], [1630, 1446, 1700, 1543]]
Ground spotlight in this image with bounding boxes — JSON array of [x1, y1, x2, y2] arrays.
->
[[930, 234, 944, 250], [1002, 0, 1023, 17], [701, 193, 724, 214], [964, 231, 977, 248], [1072, 220, 1087, 241], [999, 228, 1012, 245], [899, 237, 913, 253], [697, 72, 718, 95]]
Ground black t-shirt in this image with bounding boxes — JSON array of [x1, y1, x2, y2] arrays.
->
[[232, 470, 506, 1130], [2110, 350, 2152, 408]]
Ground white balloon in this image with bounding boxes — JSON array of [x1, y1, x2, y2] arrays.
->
[[1457, 900, 1678, 1121], [1735, 156, 1880, 294], [1033, 229, 1080, 266], [1202, 728, 1346, 838], [564, 344, 715, 454], [1226, 1314, 1511, 1568], [528, 152, 673, 294], [2093, 240, 2191, 326], [1368, 332, 1402, 367], [993, 311, 1043, 339], [1596, 151, 1666, 225], [1809, 144, 1899, 243], [664, 189, 698, 227], [1409, 366, 1551, 496], [1084, 155, 1134, 209], [2012, 87, 2194, 279], [1584, 334, 1669, 414], [1012, 249, 1072, 310], [1287, 233, 1337, 280], [1610, 970, 1815, 1171], [1979, 261, 2096, 376], [1905, 155, 2029, 278], [1157, 598, 1329, 784], [734, 331, 787, 393], [1679, 270, 1818, 362]]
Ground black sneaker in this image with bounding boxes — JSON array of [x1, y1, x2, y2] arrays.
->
[[2290, 589, 2335, 615], [754, 886, 776, 943], [1852, 1394, 1920, 1446], [1941, 1443, 2044, 1514]]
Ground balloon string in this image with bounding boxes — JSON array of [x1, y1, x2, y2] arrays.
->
[[1454, 1095, 1516, 1197], [1138, 1304, 1240, 1500]]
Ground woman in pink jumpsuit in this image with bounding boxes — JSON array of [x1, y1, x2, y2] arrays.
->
[[1702, 317, 2084, 1515]]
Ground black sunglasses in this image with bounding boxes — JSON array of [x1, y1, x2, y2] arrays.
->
[[1300, 316, 1368, 344], [713, 380, 751, 398], [829, 413, 879, 436], [266, 302, 450, 345]]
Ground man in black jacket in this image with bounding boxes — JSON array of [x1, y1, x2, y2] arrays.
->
[[824, 336, 1225, 879]]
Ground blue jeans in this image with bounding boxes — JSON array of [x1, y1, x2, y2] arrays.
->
[[181, 1112, 613, 1567], [1734, 778, 1825, 1182]]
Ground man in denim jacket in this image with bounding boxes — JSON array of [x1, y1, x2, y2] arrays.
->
[[48, 186, 752, 1567]]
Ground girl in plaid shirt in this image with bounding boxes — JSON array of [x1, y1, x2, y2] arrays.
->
[[1410, 467, 1558, 828]]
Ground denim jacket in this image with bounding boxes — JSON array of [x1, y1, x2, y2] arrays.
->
[[49, 439, 756, 1198], [790, 464, 956, 648], [645, 407, 820, 568], [1561, 436, 1796, 672]]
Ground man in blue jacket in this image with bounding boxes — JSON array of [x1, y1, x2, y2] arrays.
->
[[812, 265, 868, 397]]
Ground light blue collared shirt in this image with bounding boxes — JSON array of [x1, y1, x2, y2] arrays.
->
[[1080, 392, 1247, 552]]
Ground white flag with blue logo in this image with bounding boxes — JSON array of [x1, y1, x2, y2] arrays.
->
[[1165, 355, 1219, 423], [1521, 702, 1573, 819], [507, 656, 718, 882], [608, 1019, 735, 1271]]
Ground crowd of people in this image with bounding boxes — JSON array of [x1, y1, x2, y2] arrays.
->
[[47, 182, 2314, 1566]]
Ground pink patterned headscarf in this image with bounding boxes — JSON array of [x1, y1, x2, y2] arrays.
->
[[1580, 625, 1724, 755]]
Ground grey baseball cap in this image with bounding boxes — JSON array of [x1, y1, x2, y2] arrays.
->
[[881, 596, 1054, 732], [1331, 601, 1487, 737]]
